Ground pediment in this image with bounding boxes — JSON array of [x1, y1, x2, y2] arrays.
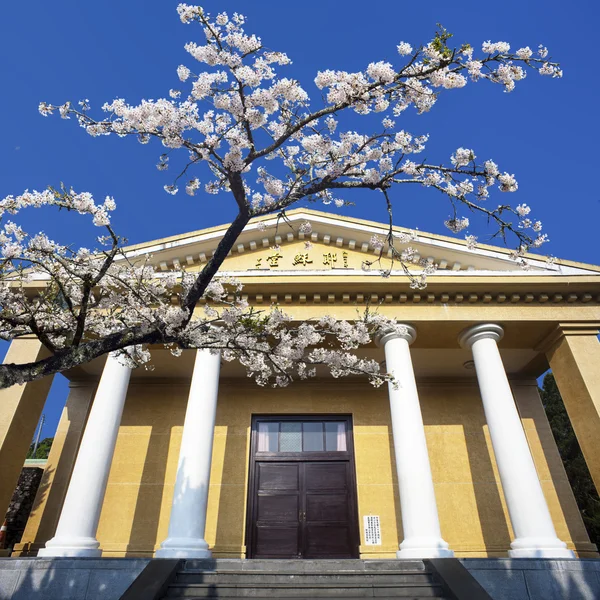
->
[[121, 209, 600, 278]]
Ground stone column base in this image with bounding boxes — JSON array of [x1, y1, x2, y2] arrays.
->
[[155, 537, 212, 559], [509, 536, 576, 558], [38, 535, 101, 558], [398, 537, 455, 558]]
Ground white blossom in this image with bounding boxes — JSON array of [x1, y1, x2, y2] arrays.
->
[[465, 235, 478, 250], [298, 221, 312, 235], [451, 148, 475, 167], [397, 42, 413, 56], [59, 102, 71, 119], [466, 60, 483, 80], [516, 47, 533, 60], [444, 217, 470, 233], [38, 102, 54, 117], [482, 41, 510, 54], [367, 61, 396, 83], [325, 116, 337, 133], [484, 160, 499, 176], [498, 172, 518, 192], [186, 178, 201, 196], [370, 235, 384, 251], [177, 65, 191, 82], [177, 4, 202, 23]]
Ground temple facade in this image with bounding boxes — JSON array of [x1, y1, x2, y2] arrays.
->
[[3, 209, 600, 561]]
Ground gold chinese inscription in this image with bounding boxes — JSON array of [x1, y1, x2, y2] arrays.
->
[[322, 251, 349, 268], [265, 251, 283, 267], [323, 252, 337, 266], [292, 253, 313, 267], [255, 251, 284, 269], [254, 249, 351, 269]]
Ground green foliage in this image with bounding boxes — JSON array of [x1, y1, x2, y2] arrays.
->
[[541, 372, 600, 548], [237, 309, 270, 335], [26, 437, 53, 460], [430, 24, 454, 60]]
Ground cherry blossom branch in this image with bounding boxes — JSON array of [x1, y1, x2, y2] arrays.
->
[[0, 6, 563, 387]]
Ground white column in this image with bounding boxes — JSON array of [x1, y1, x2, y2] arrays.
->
[[459, 323, 574, 558], [377, 326, 453, 558], [39, 353, 131, 557], [155, 349, 221, 558]]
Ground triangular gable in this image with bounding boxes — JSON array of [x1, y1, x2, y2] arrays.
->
[[120, 209, 600, 277]]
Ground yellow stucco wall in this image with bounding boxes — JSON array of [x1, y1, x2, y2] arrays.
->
[[92, 377, 594, 559], [0, 339, 53, 522], [12, 383, 96, 556]]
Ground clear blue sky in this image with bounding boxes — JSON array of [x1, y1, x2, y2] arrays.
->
[[1, 1, 598, 439]]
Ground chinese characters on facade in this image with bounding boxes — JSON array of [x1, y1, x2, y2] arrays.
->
[[256, 250, 349, 270]]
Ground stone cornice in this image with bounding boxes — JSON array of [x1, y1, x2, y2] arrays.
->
[[535, 322, 600, 352], [198, 290, 600, 306]]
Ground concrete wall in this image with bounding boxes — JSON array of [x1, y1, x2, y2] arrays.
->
[[0, 558, 148, 600], [1, 557, 600, 600], [19, 377, 595, 559], [464, 558, 600, 600]]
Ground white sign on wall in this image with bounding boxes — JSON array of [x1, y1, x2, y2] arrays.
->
[[363, 515, 382, 545]]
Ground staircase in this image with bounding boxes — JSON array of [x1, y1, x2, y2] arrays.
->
[[161, 559, 455, 599]]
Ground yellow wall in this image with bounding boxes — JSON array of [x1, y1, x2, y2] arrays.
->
[[546, 330, 600, 494], [12, 383, 96, 557], [92, 377, 594, 559], [0, 339, 53, 521]]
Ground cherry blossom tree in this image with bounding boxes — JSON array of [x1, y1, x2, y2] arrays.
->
[[0, 5, 561, 389]]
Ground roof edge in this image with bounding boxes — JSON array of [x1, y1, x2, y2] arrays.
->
[[120, 208, 600, 273]]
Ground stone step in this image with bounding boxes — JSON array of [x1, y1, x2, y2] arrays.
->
[[164, 582, 446, 598], [165, 597, 447, 600], [181, 559, 427, 573], [174, 572, 436, 586], [180, 568, 430, 576], [160, 559, 452, 600]]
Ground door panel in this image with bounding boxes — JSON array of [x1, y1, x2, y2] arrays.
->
[[305, 462, 348, 491], [255, 525, 300, 557], [253, 462, 301, 558], [257, 494, 298, 521], [304, 462, 355, 558], [306, 493, 348, 521], [258, 463, 299, 490], [305, 524, 352, 557]]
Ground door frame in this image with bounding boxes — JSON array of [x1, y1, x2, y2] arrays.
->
[[245, 414, 360, 559]]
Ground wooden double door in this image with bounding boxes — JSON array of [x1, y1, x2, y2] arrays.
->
[[246, 416, 359, 559]]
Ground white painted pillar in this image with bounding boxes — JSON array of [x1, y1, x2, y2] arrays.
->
[[155, 349, 221, 558], [459, 323, 574, 558], [38, 353, 131, 557], [377, 326, 453, 558]]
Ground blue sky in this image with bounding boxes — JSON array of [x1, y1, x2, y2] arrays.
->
[[1, 1, 598, 439]]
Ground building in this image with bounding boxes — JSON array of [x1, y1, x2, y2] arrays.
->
[[2, 208, 600, 566]]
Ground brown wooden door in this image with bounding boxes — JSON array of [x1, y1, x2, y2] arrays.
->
[[253, 462, 301, 558], [247, 416, 359, 559], [303, 461, 355, 558]]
